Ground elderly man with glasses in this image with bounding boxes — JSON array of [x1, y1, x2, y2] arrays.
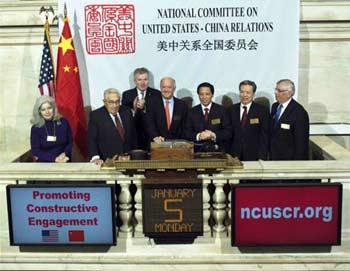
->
[[270, 79, 309, 160], [88, 88, 137, 165]]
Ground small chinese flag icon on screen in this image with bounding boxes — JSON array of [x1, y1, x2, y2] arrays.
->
[[68, 230, 84, 242]]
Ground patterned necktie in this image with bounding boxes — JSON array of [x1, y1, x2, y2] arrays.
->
[[114, 114, 125, 141], [204, 108, 209, 123], [140, 91, 145, 99], [165, 100, 171, 130], [274, 104, 283, 127], [241, 106, 248, 128]]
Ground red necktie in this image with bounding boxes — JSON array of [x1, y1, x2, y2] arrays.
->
[[241, 106, 248, 128], [204, 108, 209, 123], [165, 100, 171, 130], [114, 115, 125, 141]]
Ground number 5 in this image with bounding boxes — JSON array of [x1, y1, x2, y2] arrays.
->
[[164, 199, 183, 223]]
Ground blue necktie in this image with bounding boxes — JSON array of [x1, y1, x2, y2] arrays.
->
[[274, 104, 283, 127]]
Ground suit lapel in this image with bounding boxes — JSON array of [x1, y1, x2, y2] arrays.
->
[[145, 87, 152, 100], [246, 102, 258, 125], [103, 107, 120, 138], [271, 102, 279, 130], [169, 98, 179, 131], [195, 105, 206, 129], [160, 99, 168, 131], [119, 109, 128, 138], [248, 102, 255, 118], [279, 99, 295, 123], [235, 104, 241, 126], [132, 88, 138, 100], [207, 103, 217, 127]]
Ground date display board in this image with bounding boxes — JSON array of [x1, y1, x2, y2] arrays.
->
[[142, 171, 203, 243]]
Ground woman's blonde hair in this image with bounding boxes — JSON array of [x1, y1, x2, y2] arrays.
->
[[31, 95, 61, 127]]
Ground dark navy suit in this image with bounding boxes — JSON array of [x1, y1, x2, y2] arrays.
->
[[270, 99, 309, 160], [146, 96, 188, 141], [88, 106, 137, 160], [185, 102, 232, 152], [30, 118, 72, 162], [228, 102, 269, 160], [122, 87, 161, 150]]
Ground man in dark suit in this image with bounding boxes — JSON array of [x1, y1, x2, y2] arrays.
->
[[228, 80, 269, 161], [270, 79, 309, 160], [185, 82, 232, 152], [122, 67, 161, 150], [88, 88, 137, 165], [146, 77, 188, 143]]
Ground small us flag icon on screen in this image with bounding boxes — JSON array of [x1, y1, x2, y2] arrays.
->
[[42, 230, 59, 242]]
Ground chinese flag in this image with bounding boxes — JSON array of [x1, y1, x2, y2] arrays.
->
[[55, 16, 87, 158], [68, 230, 85, 242]]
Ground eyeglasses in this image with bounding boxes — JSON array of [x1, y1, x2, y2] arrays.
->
[[275, 88, 289, 93], [105, 100, 120, 105]]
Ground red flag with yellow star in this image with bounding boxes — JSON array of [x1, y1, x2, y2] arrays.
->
[[55, 16, 87, 159]]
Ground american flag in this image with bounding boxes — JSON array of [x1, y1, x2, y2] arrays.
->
[[41, 230, 59, 242], [38, 21, 55, 96]]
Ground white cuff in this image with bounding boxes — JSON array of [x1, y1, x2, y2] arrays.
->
[[90, 155, 100, 162]]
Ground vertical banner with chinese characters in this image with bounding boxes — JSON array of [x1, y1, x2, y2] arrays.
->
[[58, 0, 299, 108]]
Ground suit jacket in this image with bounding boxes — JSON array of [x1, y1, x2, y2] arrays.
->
[[88, 105, 137, 160], [228, 102, 269, 161], [30, 118, 72, 162], [122, 87, 161, 150], [185, 102, 232, 151], [270, 99, 309, 160], [146, 96, 188, 141]]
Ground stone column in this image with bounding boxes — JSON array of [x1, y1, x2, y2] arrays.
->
[[134, 178, 143, 236], [212, 180, 227, 234], [118, 181, 133, 233]]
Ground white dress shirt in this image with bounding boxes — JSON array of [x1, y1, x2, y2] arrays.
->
[[240, 102, 252, 120]]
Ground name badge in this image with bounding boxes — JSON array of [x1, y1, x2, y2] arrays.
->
[[250, 118, 259, 125], [281, 123, 290, 130], [211, 118, 221, 125], [47, 136, 57, 142]]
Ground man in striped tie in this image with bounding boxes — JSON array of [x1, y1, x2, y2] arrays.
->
[[270, 79, 309, 160]]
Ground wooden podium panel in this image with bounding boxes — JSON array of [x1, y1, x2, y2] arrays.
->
[[150, 141, 193, 160]]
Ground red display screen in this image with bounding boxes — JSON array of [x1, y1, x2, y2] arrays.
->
[[231, 183, 342, 246]]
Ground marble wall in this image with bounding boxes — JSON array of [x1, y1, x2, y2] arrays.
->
[[0, 0, 350, 162]]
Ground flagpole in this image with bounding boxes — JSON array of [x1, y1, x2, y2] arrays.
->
[[38, 6, 56, 97], [64, 3, 67, 20], [44, 11, 57, 96]]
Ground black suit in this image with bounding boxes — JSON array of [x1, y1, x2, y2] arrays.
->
[[228, 102, 269, 161], [122, 87, 161, 150], [146, 96, 188, 140], [88, 106, 137, 160], [270, 99, 309, 160], [185, 102, 232, 152]]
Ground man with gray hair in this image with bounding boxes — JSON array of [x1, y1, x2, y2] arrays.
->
[[88, 88, 137, 165], [270, 79, 309, 160], [122, 67, 161, 150], [145, 76, 188, 143]]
